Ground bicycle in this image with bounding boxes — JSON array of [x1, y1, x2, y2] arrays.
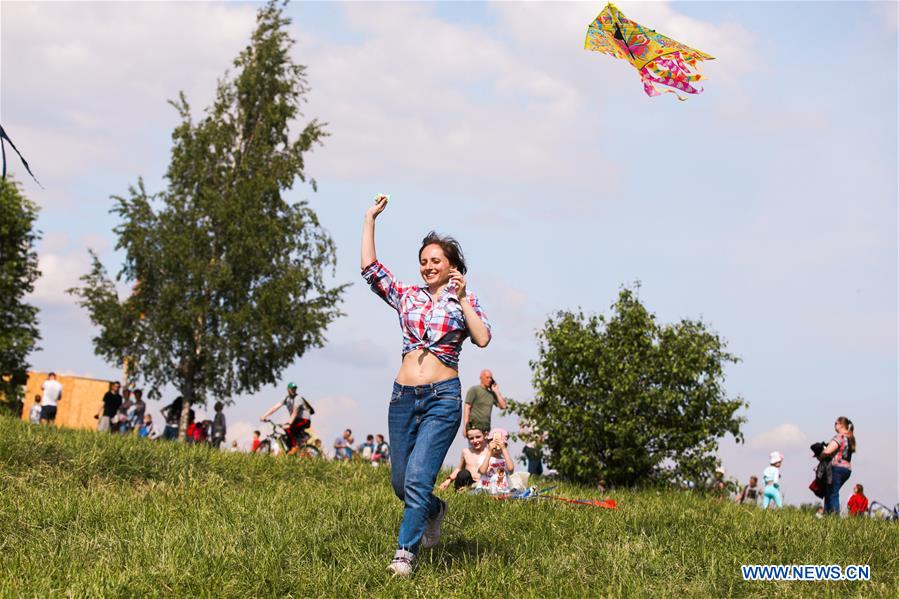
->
[[258, 419, 322, 458]]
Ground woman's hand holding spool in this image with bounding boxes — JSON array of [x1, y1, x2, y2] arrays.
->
[[448, 268, 467, 299], [366, 194, 389, 221]]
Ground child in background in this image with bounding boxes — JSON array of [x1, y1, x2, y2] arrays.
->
[[439, 428, 488, 491], [478, 428, 515, 494], [251, 431, 262, 453], [762, 451, 784, 510], [28, 395, 42, 424], [848, 484, 868, 517], [360, 434, 375, 460], [138, 414, 155, 439]]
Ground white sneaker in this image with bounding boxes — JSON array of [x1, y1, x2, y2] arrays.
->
[[421, 498, 447, 549], [387, 550, 415, 577]]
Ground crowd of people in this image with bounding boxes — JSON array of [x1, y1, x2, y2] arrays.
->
[[26, 375, 232, 448], [25, 373, 865, 520], [28, 373, 874, 522]]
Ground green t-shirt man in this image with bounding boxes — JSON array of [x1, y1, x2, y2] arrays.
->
[[463, 369, 507, 436]]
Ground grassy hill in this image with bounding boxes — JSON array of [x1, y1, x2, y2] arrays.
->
[[0, 417, 895, 597]]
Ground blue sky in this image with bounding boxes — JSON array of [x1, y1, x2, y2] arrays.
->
[[2, 1, 896, 506]]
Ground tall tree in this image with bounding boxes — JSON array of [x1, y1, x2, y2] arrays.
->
[[0, 177, 41, 411], [70, 1, 346, 436], [512, 287, 746, 487]]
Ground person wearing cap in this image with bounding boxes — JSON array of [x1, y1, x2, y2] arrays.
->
[[762, 451, 784, 509], [259, 382, 315, 454]]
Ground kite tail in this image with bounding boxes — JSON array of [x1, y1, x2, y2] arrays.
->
[[640, 51, 706, 100], [0, 124, 42, 187], [544, 496, 618, 509]]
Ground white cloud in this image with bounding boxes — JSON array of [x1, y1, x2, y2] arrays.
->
[[297, 2, 620, 209], [310, 394, 364, 445], [29, 232, 115, 307], [874, 2, 898, 32], [1, 2, 257, 192], [30, 251, 91, 306], [747, 423, 808, 450]]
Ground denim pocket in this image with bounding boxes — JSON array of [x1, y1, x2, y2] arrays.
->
[[434, 383, 462, 403], [389, 389, 402, 404]]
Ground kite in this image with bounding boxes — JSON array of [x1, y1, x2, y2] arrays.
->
[[585, 3, 714, 100], [0, 124, 41, 187]]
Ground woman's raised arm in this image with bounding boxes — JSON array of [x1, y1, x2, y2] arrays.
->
[[361, 194, 389, 270]]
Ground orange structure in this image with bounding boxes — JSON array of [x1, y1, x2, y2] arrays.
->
[[20, 372, 112, 430]]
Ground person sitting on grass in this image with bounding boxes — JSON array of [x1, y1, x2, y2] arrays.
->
[[847, 484, 868, 517], [439, 428, 488, 491], [762, 451, 784, 510], [478, 428, 516, 494], [360, 434, 376, 460], [372, 434, 390, 466], [251, 431, 262, 453], [138, 414, 155, 439], [333, 429, 354, 460]]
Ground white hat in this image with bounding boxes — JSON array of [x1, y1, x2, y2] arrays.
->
[[769, 451, 784, 465]]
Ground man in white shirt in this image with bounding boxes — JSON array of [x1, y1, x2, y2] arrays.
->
[[40, 372, 63, 424]]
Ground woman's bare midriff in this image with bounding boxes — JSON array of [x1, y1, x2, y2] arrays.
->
[[395, 349, 458, 386]]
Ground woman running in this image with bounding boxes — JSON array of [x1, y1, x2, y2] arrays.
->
[[361, 194, 491, 577]]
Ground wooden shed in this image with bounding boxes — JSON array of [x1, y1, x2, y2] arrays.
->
[[20, 372, 114, 430]]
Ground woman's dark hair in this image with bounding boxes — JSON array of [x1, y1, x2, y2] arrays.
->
[[836, 416, 856, 453], [419, 231, 467, 275], [854, 484, 864, 494]]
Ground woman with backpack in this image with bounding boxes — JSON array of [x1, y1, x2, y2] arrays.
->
[[820, 416, 855, 514]]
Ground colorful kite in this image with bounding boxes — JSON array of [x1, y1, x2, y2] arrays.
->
[[585, 3, 714, 99]]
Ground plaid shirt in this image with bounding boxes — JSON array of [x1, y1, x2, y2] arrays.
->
[[362, 260, 491, 369]]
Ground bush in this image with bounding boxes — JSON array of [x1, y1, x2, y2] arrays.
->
[[512, 286, 746, 487]]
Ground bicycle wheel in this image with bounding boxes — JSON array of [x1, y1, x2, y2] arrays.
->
[[256, 440, 272, 455]]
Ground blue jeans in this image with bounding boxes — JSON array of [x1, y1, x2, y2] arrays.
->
[[825, 465, 851, 513], [388, 377, 461, 554]]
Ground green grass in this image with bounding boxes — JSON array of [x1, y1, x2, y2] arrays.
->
[[0, 417, 895, 597]]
